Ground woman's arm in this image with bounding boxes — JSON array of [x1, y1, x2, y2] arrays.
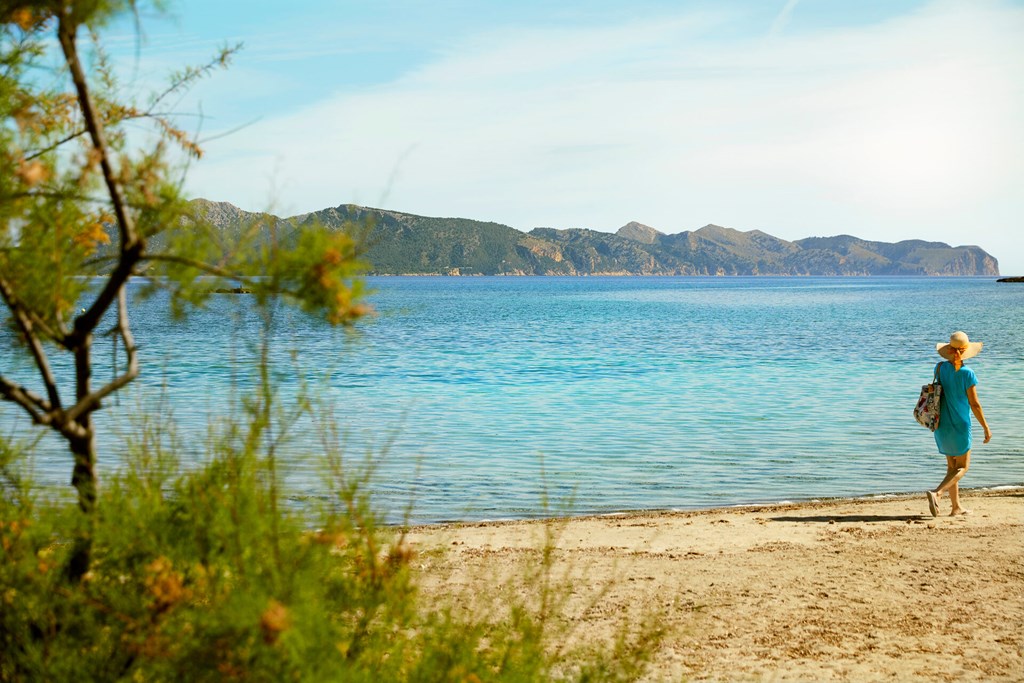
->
[[967, 385, 992, 443]]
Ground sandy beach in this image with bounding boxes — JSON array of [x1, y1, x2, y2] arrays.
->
[[405, 488, 1024, 682]]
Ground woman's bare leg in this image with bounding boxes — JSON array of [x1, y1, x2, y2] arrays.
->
[[935, 459, 956, 503], [947, 453, 970, 514], [934, 453, 970, 514]]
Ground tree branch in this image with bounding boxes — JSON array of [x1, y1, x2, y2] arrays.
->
[[22, 110, 208, 163], [0, 376, 89, 439], [60, 367, 136, 428], [0, 375, 51, 424], [0, 189, 107, 205], [141, 251, 244, 279], [57, 13, 143, 346], [57, 16, 136, 251], [0, 275, 65, 342], [141, 252, 307, 300], [62, 287, 138, 425], [22, 41, 241, 164], [0, 276, 63, 410], [148, 44, 242, 115], [23, 129, 92, 163]]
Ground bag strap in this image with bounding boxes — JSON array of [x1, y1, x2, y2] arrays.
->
[[933, 362, 942, 384]]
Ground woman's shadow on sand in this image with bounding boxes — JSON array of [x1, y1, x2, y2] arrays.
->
[[772, 492, 1022, 522], [770, 514, 929, 523]]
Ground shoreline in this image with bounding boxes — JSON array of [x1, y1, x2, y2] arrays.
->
[[405, 487, 1024, 681], [365, 273, 1004, 279], [399, 483, 1024, 529]]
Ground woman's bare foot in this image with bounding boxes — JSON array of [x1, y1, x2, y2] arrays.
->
[[950, 508, 971, 517]]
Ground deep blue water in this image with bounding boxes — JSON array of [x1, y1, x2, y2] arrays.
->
[[3, 277, 1022, 523]]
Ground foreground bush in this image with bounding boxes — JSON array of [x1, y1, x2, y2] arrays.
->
[[0, 5, 664, 678], [0, 409, 660, 682]]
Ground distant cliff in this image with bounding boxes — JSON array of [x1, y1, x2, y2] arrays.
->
[[187, 200, 1000, 277]]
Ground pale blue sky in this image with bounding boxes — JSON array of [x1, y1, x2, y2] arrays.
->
[[107, 0, 1024, 273]]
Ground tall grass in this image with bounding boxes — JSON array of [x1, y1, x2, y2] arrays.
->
[[0, 341, 663, 681]]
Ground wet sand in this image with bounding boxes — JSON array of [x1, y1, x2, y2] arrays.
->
[[405, 488, 1024, 681]]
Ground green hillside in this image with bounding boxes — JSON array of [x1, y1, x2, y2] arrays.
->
[[184, 201, 1000, 277]]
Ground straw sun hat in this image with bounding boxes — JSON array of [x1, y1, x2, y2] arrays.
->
[[936, 330, 983, 361]]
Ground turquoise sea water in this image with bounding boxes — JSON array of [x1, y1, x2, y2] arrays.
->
[[4, 277, 1023, 523]]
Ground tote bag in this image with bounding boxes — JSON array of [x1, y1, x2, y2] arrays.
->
[[913, 363, 942, 432]]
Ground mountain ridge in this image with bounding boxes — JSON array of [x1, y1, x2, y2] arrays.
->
[[188, 199, 1000, 277]]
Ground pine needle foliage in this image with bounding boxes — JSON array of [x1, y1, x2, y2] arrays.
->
[[0, 1, 372, 580], [1, 3, 664, 680], [1, 348, 662, 681]]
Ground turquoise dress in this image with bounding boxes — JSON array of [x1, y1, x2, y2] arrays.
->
[[933, 361, 978, 456]]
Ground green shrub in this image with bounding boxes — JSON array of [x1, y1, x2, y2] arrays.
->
[[1, 391, 661, 682]]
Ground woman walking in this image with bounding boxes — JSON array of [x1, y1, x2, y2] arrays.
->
[[926, 331, 992, 517]]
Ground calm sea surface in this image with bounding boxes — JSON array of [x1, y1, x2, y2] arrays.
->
[[4, 277, 1023, 523]]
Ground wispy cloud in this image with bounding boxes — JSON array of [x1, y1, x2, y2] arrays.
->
[[768, 0, 801, 37], [184, 1, 1024, 271]]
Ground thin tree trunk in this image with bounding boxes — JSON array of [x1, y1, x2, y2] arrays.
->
[[70, 334, 97, 512], [69, 426, 97, 514], [66, 429, 96, 581], [66, 337, 97, 581]]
